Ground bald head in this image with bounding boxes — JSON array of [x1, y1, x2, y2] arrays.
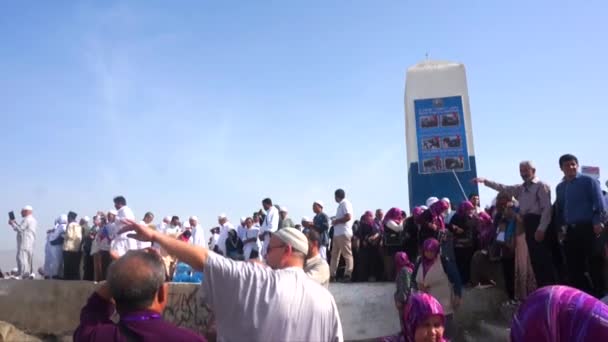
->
[[107, 250, 165, 312]]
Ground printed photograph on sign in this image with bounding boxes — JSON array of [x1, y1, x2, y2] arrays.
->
[[442, 135, 462, 149], [422, 156, 443, 173], [444, 156, 465, 170], [420, 115, 439, 128], [441, 112, 460, 127], [422, 136, 441, 150]]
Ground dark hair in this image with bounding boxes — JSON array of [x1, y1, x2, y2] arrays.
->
[[335, 189, 346, 199], [107, 250, 165, 312], [559, 154, 578, 168], [144, 212, 154, 218], [305, 229, 321, 247], [468, 193, 479, 199], [249, 250, 259, 260], [113, 196, 127, 206], [67, 211, 78, 222], [262, 198, 273, 206], [171, 216, 179, 222]]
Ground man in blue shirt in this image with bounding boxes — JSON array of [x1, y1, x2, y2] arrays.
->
[[555, 154, 606, 298]]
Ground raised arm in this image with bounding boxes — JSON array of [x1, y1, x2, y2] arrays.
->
[[472, 177, 521, 197], [119, 220, 209, 271]]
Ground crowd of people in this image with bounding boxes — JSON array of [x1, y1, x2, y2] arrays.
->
[[4, 153, 608, 341]]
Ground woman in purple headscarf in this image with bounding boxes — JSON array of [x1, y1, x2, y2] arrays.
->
[[358, 211, 383, 281], [418, 200, 451, 249], [403, 292, 447, 342], [383, 207, 406, 281], [511, 285, 608, 342], [447, 201, 477, 285], [412, 238, 462, 340]]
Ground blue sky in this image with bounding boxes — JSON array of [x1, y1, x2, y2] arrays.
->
[[1, 1, 607, 268]]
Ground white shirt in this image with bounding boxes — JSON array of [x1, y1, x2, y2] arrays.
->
[[190, 224, 206, 248], [333, 199, 354, 237], [202, 253, 343, 342], [237, 224, 248, 242], [217, 221, 234, 255], [261, 206, 280, 235], [111, 206, 137, 256]]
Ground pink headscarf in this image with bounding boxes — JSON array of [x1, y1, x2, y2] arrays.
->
[[429, 200, 450, 230], [422, 238, 441, 276], [457, 200, 475, 216], [394, 252, 414, 275], [383, 207, 404, 226], [403, 292, 447, 342]]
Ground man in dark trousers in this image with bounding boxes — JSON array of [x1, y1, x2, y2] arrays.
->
[[555, 154, 606, 298], [473, 160, 557, 287]]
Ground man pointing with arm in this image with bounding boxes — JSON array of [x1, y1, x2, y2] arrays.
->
[[119, 220, 343, 342], [473, 160, 556, 287]]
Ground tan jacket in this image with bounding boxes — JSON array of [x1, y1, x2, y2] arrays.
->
[[304, 254, 330, 288], [63, 222, 83, 252]]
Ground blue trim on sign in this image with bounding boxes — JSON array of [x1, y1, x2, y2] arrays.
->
[[408, 156, 479, 212]]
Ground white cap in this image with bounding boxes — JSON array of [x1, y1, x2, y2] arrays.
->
[[240, 217, 246, 224], [420, 205, 428, 211], [218, 213, 227, 220], [59, 214, 68, 224], [280, 206, 288, 212], [313, 200, 324, 208], [426, 197, 439, 207], [163, 216, 171, 222], [301, 216, 310, 222], [441, 197, 451, 203], [108, 209, 118, 216], [83, 216, 90, 223], [190, 216, 199, 222], [273, 227, 309, 255], [22, 205, 33, 211]]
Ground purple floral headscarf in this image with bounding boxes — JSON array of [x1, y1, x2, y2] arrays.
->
[[394, 251, 414, 275], [429, 200, 450, 230], [403, 292, 447, 342], [511, 286, 608, 342]]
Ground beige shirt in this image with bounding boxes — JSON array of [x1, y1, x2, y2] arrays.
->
[[304, 254, 330, 288], [63, 222, 82, 252], [416, 259, 454, 315], [485, 177, 552, 232]]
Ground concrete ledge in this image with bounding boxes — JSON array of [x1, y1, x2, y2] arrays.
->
[[0, 280, 509, 341]]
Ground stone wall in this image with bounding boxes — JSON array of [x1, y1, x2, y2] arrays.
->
[[0, 279, 509, 341]]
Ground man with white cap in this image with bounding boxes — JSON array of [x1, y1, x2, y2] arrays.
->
[[260, 198, 279, 256], [8, 205, 37, 278], [119, 222, 343, 341], [303, 200, 330, 261], [216, 214, 234, 255], [278, 206, 295, 230], [189, 216, 206, 248]]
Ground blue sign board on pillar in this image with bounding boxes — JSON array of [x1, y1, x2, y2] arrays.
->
[[404, 61, 479, 210]]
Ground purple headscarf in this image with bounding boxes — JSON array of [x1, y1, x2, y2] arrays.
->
[[394, 252, 414, 275], [457, 201, 475, 216], [383, 207, 404, 226], [403, 292, 447, 342], [422, 238, 441, 276], [477, 211, 495, 249], [511, 286, 608, 342], [361, 210, 375, 228], [429, 200, 450, 230], [412, 206, 426, 225]]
